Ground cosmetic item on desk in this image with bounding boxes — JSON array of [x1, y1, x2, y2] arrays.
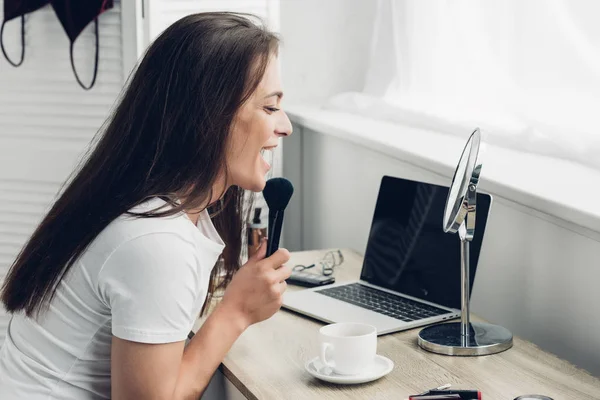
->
[[262, 177, 294, 257], [247, 207, 267, 258], [426, 390, 481, 399], [409, 393, 475, 400], [410, 384, 481, 400]]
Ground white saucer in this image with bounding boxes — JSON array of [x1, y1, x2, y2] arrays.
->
[[304, 354, 394, 384]]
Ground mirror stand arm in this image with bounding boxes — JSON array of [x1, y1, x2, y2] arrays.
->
[[460, 238, 471, 339]]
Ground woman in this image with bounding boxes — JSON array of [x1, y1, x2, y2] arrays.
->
[[0, 12, 292, 399]]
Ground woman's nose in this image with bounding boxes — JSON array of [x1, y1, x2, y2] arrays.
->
[[275, 111, 293, 137]]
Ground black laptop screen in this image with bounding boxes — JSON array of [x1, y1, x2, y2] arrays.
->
[[359, 175, 491, 310]]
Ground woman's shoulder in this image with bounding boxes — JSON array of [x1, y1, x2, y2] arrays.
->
[[119, 198, 193, 237], [84, 198, 199, 266]]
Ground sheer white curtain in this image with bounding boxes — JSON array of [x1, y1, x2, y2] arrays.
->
[[325, 0, 600, 170]]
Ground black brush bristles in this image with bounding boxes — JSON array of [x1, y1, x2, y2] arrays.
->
[[263, 178, 294, 211]]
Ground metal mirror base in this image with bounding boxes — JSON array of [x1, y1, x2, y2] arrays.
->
[[418, 321, 513, 356]]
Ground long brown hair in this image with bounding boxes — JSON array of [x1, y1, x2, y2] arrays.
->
[[1, 12, 280, 317]]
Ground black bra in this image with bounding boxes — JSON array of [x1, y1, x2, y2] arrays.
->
[[1, 0, 114, 90]]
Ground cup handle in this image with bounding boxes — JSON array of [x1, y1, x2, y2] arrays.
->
[[320, 342, 335, 369]]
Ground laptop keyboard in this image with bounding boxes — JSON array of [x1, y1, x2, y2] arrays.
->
[[315, 283, 449, 322]]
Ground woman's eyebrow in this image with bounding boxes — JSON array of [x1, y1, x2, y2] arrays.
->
[[263, 91, 283, 99]]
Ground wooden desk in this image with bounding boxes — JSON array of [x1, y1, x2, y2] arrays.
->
[[207, 249, 600, 399]]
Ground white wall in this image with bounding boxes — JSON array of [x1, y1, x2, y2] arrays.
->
[[283, 126, 600, 377], [280, 0, 376, 104], [278, 0, 377, 250]]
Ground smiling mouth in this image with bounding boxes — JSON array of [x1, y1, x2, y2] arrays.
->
[[261, 148, 273, 168]]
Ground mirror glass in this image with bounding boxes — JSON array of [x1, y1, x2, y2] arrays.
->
[[443, 129, 481, 233]]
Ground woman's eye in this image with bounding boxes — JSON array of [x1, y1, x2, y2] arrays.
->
[[264, 106, 280, 113]]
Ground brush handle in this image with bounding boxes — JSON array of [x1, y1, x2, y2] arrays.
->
[[266, 210, 283, 257]]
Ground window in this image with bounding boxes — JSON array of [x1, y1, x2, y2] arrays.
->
[[326, 0, 600, 171]]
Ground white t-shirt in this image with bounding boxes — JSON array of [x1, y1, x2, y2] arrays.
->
[[0, 198, 225, 399]]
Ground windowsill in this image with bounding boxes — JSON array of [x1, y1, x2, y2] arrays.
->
[[286, 103, 600, 237]]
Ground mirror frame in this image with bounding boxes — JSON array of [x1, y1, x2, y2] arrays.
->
[[442, 128, 483, 241]]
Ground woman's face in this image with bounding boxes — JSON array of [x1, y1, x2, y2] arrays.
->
[[226, 56, 292, 192]]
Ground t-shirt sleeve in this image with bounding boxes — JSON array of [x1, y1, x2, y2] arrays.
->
[[97, 232, 200, 344]]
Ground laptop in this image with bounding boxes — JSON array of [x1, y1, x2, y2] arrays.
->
[[282, 175, 492, 335]]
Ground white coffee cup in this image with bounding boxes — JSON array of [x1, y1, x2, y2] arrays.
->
[[318, 322, 377, 375]]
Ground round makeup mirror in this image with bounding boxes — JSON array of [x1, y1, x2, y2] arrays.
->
[[417, 128, 513, 356], [443, 128, 481, 237]]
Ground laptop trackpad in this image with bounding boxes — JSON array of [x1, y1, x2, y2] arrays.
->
[[282, 289, 404, 333]]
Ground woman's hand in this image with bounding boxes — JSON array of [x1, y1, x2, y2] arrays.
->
[[219, 239, 291, 329]]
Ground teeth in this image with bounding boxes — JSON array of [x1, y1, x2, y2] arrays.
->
[[261, 148, 272, 165]]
